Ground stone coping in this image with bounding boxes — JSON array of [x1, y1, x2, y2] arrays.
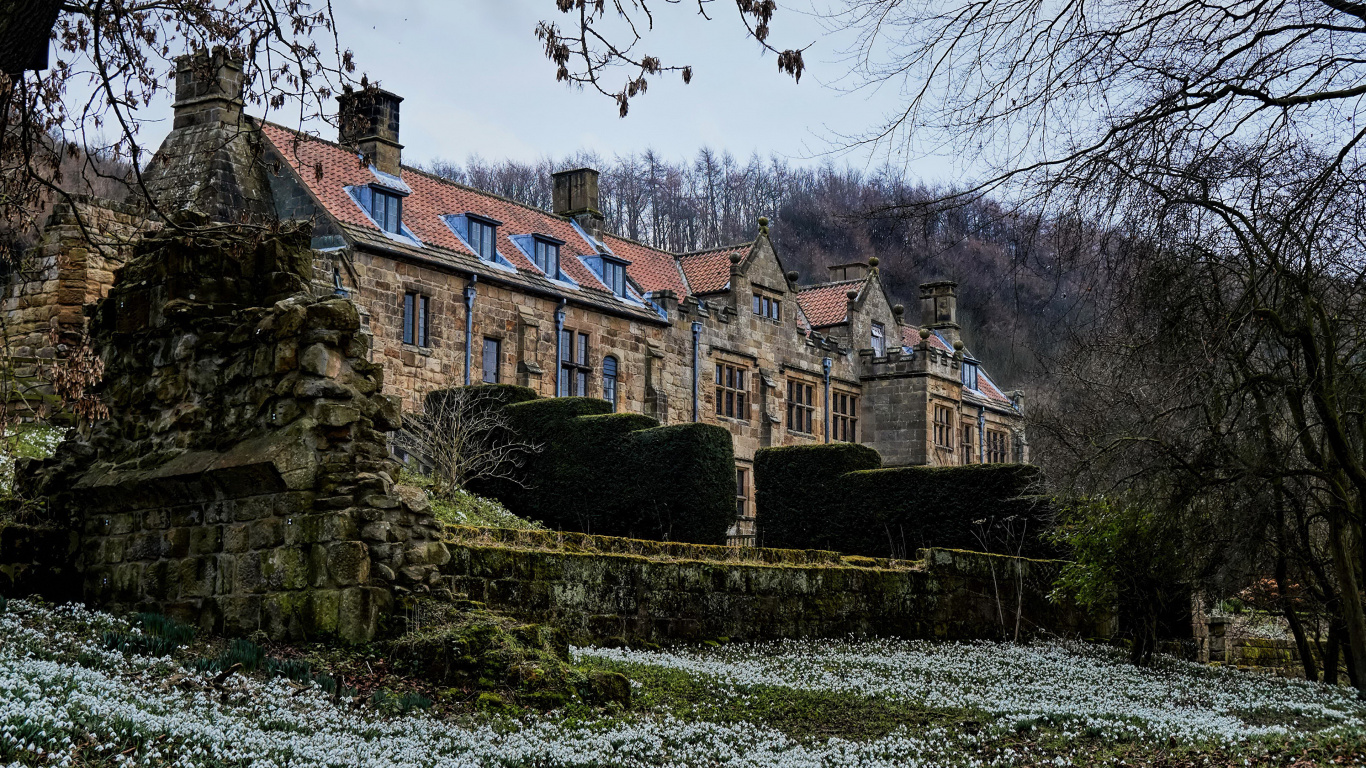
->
[[439, 524, 920, 570]]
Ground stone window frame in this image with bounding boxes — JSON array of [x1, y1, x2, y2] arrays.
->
[[402, 290, 431, 348], [961, 422, 976, 463], [715, 361, 750, 422], [602, 354, 619, 411], [831, 390, 858, 443], [751, 291, 782, 321], [786, 377, 816, 435], [933, 404, 955, 451], [481, 336, 502, 383], [986, 428, 1010, 464], [736, 466, 751, 520], [559, 329, 592, 396]]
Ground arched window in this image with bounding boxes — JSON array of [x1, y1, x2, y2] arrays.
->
[[602, 355, 619, 411]]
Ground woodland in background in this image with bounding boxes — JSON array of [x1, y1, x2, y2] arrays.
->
[[424, 151, 1090, 388]]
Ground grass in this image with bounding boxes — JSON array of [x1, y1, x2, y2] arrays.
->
[[396, 469, 545, 530]]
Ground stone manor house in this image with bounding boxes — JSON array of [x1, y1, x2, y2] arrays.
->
[[6, 51, 1026, 544]]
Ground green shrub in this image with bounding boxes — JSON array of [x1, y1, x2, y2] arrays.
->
[[471, 395, 736, 543], [755, 444, 1053, 557], [755, 444, 881, 551]]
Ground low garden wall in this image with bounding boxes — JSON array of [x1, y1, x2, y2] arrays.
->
[[0, 521, 79, 600], [437, 526, 1112, 644]]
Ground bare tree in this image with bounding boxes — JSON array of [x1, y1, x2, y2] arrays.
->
[[394, 388, 541, 500], [536, 0, 807, 117]]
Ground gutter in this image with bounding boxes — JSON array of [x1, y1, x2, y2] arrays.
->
[[555, 301, 567, 396], [979, 405, 986, 464], [822, 357, 832, 443], [463, 276, 477, 385], [691, 321, 703, 422]]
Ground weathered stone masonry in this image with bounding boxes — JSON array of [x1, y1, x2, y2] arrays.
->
[[20, 219, 450, 642], [437, 527, 1110, 644]]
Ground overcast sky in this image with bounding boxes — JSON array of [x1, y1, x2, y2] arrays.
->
[[132, 1, 959, 183]]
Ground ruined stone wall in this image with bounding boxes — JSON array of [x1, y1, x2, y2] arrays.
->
[[437, 527, 1110, 644], [20, 219, 449, 642], [1, 197, 146, 408]]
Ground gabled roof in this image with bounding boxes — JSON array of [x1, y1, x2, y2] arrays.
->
[[676, 243, 751, 295], [795, 279, 863, 327], [258, 121, 663, 322]]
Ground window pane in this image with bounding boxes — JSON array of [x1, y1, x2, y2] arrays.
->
[[417, 296, 428, 346], [577, 333, 589, 365], [603, 356, 617, 377], [726, 391, 734, 417], [560, 330, 571, 361], [576, 370, 587, 396], [482, 338, 499, 383], [403, 293, 415, 345], [549, 245, 559, 277], [737, 393, 745, 416]]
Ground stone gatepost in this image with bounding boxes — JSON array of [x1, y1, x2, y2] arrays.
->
[[21, 215, 448, 642]]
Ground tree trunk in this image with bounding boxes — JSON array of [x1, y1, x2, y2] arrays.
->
[[1326, 620, 1343, 686], [1327, 514, 1366, 697], [1276, 554, 1319, 681]]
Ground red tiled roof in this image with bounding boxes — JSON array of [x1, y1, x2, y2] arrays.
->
[[603, 233, 688, 297], [795, 280, 862, 327], [976, 371, 1015, 406], [900, 324, 954, 353], [677, 244, 751, 294], [258, 122, 660, 315]]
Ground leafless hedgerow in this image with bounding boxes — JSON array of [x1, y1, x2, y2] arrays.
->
[[393, 388, 541, 500], [536, 0, 808, 116]]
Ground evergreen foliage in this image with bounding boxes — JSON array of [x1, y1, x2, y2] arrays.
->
[[756, 444, 1051, 557]]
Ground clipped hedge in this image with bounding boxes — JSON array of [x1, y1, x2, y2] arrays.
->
[[755, 444, 1053, 557], [754, 443, 881, 551], [466, 395, 735, 544]]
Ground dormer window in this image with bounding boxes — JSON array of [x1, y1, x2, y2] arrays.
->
[[369, 187, 402, 233], [533, 236, 561, 277], [871, 322, 886, 356], [963, 361, 980, 390], [603, 259, 625, 296], [467, 215, 497, 261]]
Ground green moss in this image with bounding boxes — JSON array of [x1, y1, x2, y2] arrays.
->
[[385, 598, 630, 710]]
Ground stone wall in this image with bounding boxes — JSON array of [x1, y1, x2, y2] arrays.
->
[[19, 218, 450, 642], [436, 526, 1111, 644], [0, 521, 79, 600], [1, 197, 146, 411]]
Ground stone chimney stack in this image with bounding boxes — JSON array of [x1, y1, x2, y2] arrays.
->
[[552, 167, 605, 243], [919, 281, 960, 347], [337, 88, 404, 177], [171, 47, 245, 129], [827, 262, 869, 282]]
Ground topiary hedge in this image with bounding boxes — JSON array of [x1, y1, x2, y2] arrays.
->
[[465, 395, 735, 544], [754, 443, 881, 551], [755, 444, 1053, 557]]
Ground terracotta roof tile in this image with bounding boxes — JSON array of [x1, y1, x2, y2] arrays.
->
[[258, 122, 663, 320], [795, 280, 862, 327], [603, 234, 688, 297], [677, 244, 751, 294]]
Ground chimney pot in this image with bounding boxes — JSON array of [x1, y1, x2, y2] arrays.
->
[[552, 167, 605, 242], [337, 87, 404, 176], [827, 262, 869, 282], [171, 47, 245, 129], [919, 280, 960, 346]]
